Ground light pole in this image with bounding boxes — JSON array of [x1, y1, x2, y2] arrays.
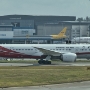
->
[[44, 23, 46, 35], [14, 23, 17, 27], [26, 35, 29, 44], [79, 20, 81, 44], [89, 25, 90, 37]]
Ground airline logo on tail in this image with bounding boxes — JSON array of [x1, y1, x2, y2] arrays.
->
[[50, 27, 67, 39]]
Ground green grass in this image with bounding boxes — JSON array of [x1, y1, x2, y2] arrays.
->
[[0, 66, 90, 87]]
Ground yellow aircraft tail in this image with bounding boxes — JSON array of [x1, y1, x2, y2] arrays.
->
[[58, 27, 67, 36]]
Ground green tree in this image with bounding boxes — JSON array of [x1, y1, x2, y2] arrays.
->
[[77, 17, 83, 21]]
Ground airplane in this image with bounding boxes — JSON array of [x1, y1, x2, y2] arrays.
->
[[50, 27, 67, 39], [0, 44, 90, 64], [71, 37, 90, 43], [27, 27, 67, 40]]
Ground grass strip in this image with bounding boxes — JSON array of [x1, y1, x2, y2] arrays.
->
[[0, 66, 90, 87]]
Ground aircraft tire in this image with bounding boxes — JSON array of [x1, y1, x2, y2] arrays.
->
[[47, 61, 51, 64], [42, 60, 46, 64], [45, 61, 51, 64], [38, 60, 42, 64], [38, 60, 51, 64]]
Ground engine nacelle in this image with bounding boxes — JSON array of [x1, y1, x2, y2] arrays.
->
[[60, 53, 77, 62]]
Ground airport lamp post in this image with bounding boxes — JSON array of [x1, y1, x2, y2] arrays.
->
[[44, 23, 46, 35], [89, 25, 90, 37], [26, 35, 29, 44], [79, 20, 81, 44]]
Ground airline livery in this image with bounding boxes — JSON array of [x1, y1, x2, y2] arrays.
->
[[0, 44, 90, 64], [50, 27, 67, 39]]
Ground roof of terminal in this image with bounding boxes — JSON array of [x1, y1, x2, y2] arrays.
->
[[0, 37, 52, 40], [0, 15, 76, 21]]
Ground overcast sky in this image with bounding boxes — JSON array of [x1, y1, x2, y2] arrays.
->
[[0, 0, 90, 18]]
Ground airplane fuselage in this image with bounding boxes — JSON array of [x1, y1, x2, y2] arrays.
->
[[72, 37, 90, 43], [0, 44, 90, 59], [51, 35, 66, 39]]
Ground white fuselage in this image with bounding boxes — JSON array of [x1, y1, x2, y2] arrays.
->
[[72, 37, 90, 43], [0, 44, 90, 59]]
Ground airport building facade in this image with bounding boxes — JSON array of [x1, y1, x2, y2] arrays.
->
[[0, 15, 89, 44]]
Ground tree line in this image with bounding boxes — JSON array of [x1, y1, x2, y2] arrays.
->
[[77, 16, 90, 21]]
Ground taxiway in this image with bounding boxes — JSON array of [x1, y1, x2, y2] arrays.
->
[[0, 62, 90, 66], [0, 81, 90, 90]]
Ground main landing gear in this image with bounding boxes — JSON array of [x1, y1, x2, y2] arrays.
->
[[38, 56, 51, 64], [38, 60, 51, 64]]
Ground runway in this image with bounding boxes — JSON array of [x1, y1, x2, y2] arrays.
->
[[0, 63, 33, 66], [0, 81, 90, 90], [0, 62, 90, 66]]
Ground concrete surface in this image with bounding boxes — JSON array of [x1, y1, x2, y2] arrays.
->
[[0, 81, 90, 90], [0, 62, 90, 66]]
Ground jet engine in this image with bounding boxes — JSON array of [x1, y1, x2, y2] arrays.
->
[[60, 53, 77, 62]]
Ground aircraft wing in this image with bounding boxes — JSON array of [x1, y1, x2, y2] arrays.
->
[[33, 47, 66, 56]]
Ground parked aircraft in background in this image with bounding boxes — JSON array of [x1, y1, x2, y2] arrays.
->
[[28, 27, 67, 40], [72, 37, 90, 43], [0, 44, 90, 64], [50, 27, 67, 39]]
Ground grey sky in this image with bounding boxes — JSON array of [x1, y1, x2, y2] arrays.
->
[[0, 0, 89, 18]]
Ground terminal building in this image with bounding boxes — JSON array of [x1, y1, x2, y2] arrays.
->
[[0, 15, 89, 44]]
